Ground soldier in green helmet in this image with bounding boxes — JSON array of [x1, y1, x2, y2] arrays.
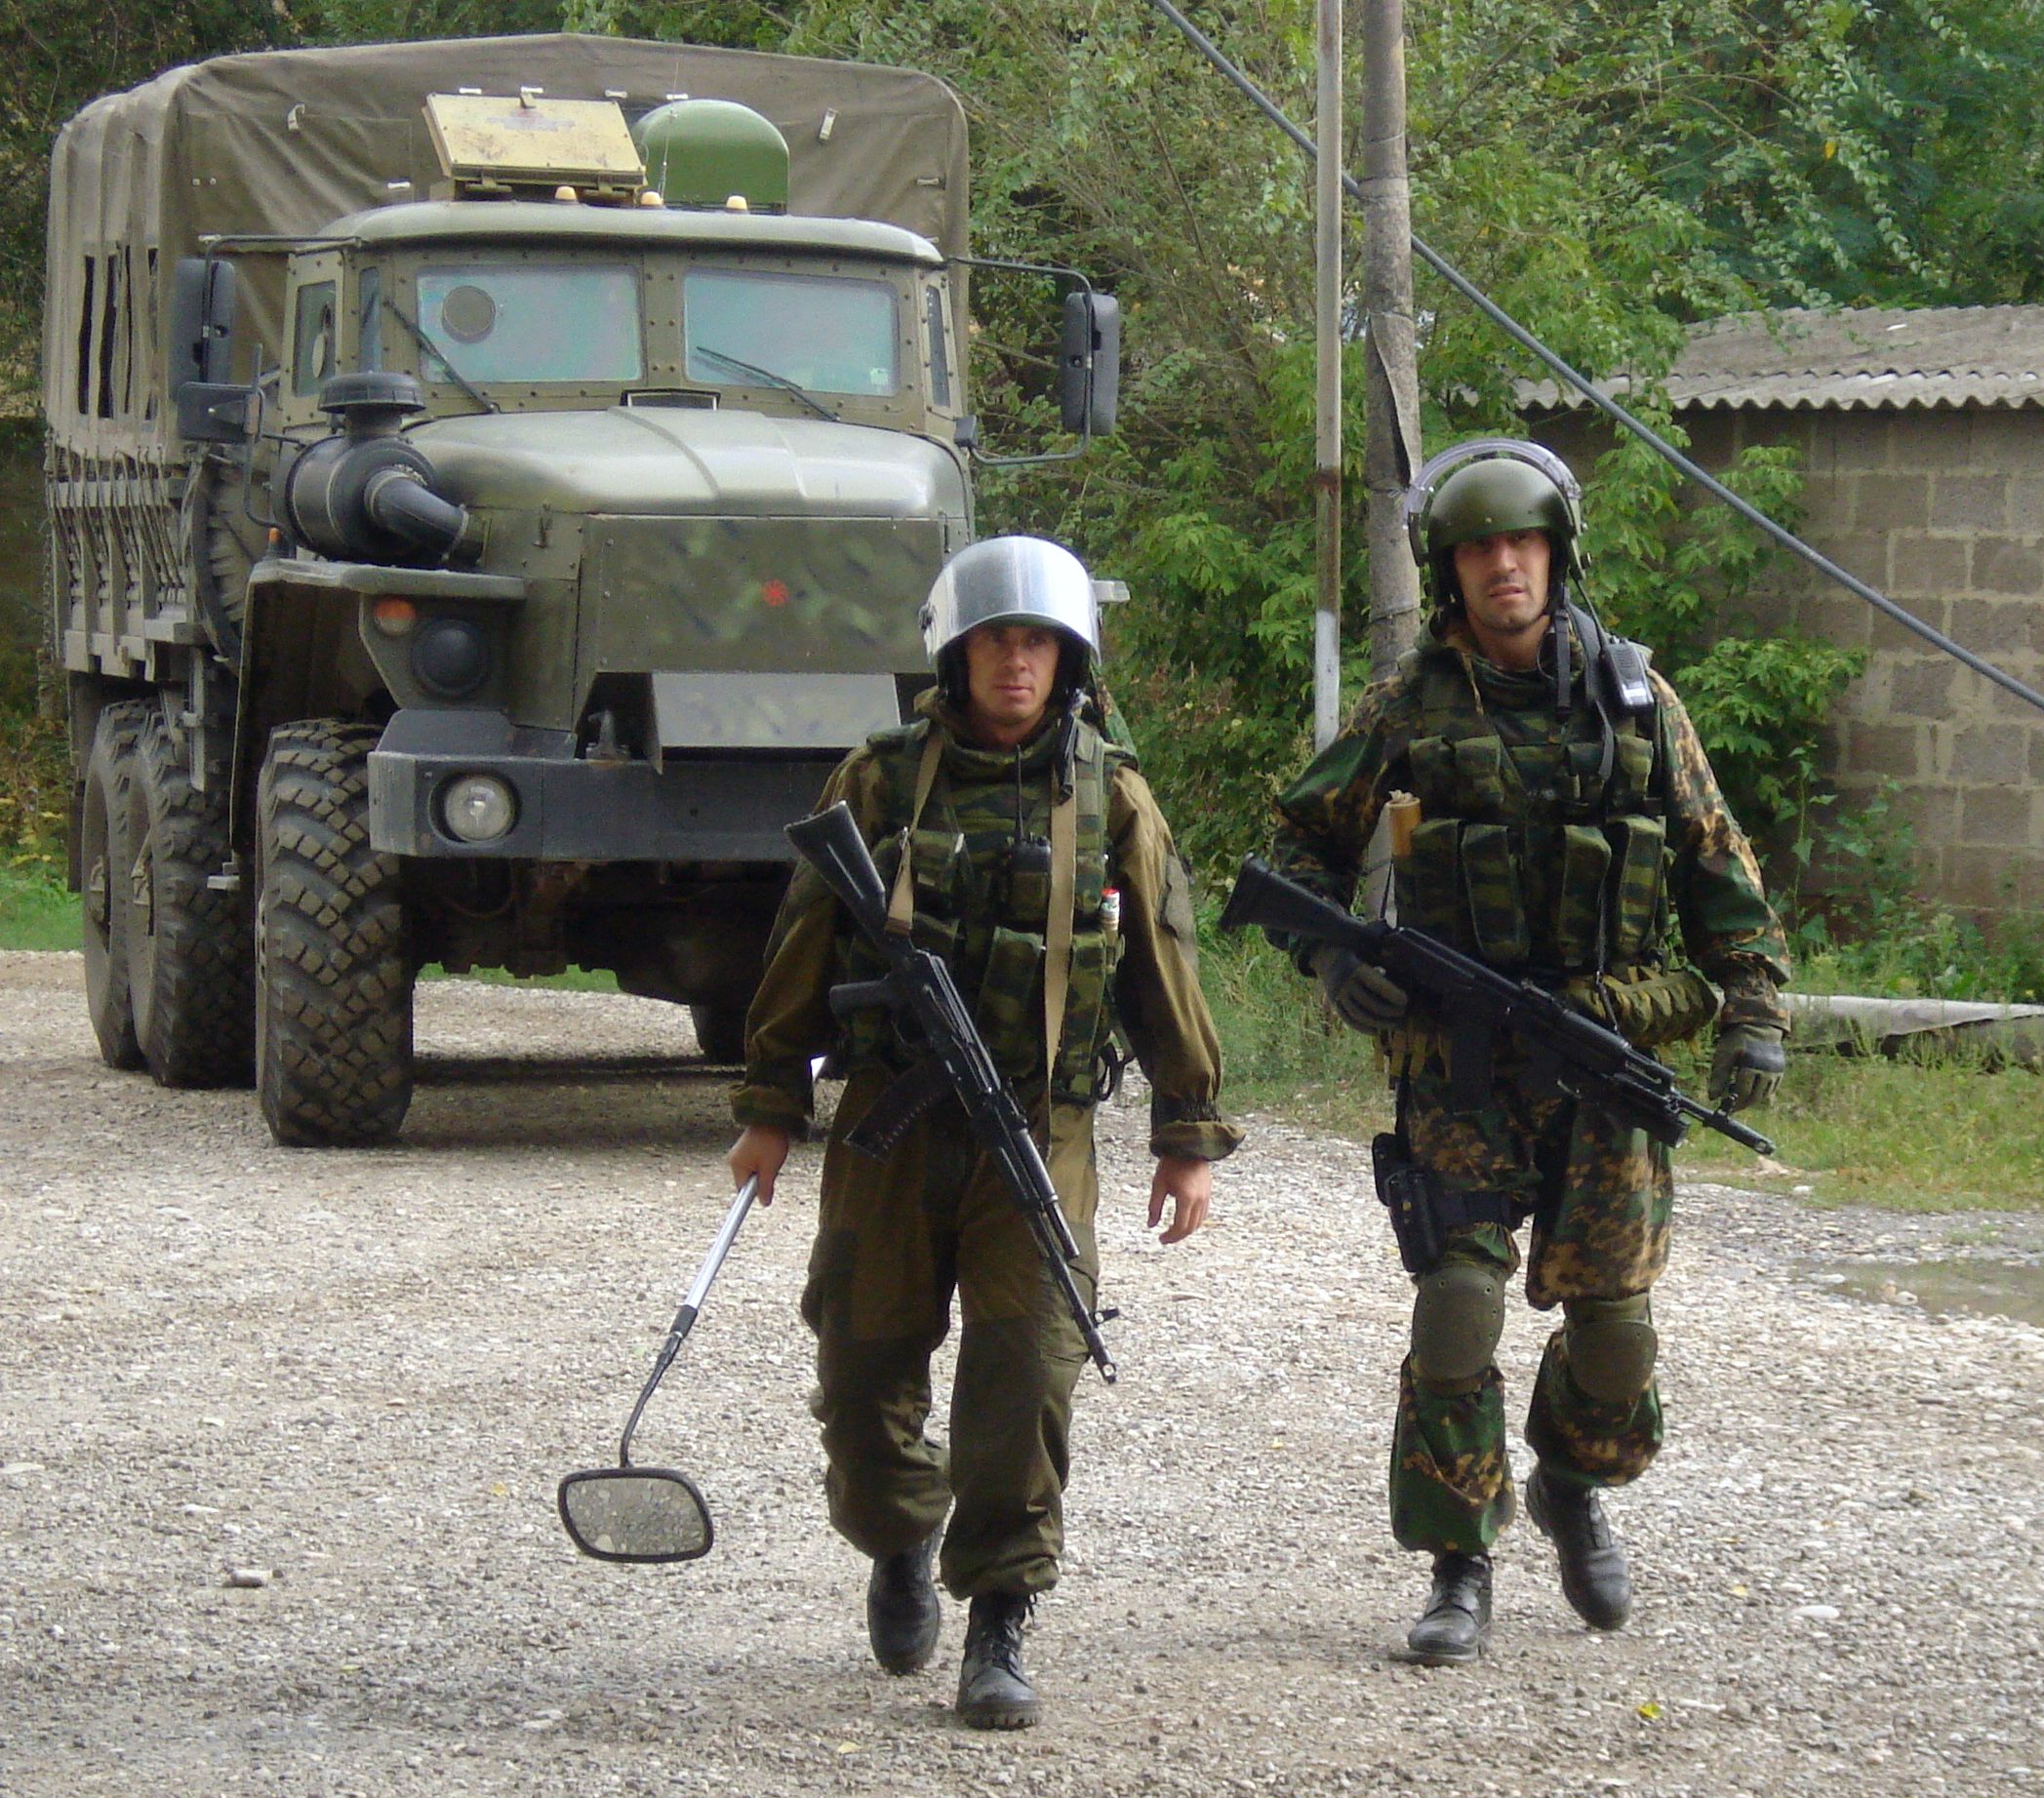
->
[[727, 535, 1239, 1727], [1267, 440, 1789, 1663]]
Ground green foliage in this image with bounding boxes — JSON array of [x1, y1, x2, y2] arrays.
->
[[1193, 909, 1391, 1123], [0, 866, 77, 951], [0, 699, 69, 880], [0, 0, 294, 395], [1788, 780, 2044, 1004], [1412, 0, 2044, 311]]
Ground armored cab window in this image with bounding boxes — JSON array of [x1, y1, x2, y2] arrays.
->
[[294, 281, 338, 395], [356, 267, 382, 372], [925, 284, 952, 412], [683, 269, 899, 399], [415, 263, 642, 385]]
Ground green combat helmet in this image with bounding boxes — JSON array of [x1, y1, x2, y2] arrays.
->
[[1403, 439, 1585, 608]]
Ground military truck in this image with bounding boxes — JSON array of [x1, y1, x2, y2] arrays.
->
[[45, 34, 1119, 1145]]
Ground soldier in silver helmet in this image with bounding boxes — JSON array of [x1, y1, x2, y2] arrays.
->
[[727, 535, 1240, 1728], [1266, 441, 1790, 1664]]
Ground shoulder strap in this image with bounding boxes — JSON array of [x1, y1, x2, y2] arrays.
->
[[885, 726, 945, 938], [1042, 712, 1094, 1092]]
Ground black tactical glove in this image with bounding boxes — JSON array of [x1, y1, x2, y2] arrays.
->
[[1311, 944, 1409, 1033], [1708, 1022, 1786, 1112]]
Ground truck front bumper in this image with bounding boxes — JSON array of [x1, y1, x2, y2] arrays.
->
[[367, 709, 839, 861]]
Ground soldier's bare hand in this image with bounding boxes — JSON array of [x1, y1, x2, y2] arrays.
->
[[1147, 1154, 1212, 1244], [727, 1124, 791, 1205]]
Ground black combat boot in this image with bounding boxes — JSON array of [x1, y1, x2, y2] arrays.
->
[[865, 1529, 942, 1674], [956, 1592, 1039, 1729], [1405, 1550, 1492, 1664], [1525, 1464, 1632, 1629]]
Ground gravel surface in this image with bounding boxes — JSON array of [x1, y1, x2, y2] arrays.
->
[[2, 948, 2040, 1797]]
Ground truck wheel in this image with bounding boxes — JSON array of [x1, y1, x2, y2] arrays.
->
[[689, 1002, 748, 1063], [130, 708, 256, 1087], [256, 721, 414, 1146], [80, 701, 151, 1070]]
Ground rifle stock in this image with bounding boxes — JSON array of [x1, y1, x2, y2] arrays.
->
[[785, 803, 891, 935]]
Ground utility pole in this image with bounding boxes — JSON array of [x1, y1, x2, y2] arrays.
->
[[1361, 0, 1422, 671], [1312, 0, 1343, 750]]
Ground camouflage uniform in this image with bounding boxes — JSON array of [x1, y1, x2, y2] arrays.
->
[[1272, 614, 1788, 1554], [735, 688, 1239, 1598]]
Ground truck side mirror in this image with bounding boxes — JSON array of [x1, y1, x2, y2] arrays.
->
[[1058, 291, 1120, 438], [170, 257, 253, 442]]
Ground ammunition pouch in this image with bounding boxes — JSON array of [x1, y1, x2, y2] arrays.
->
[[1372, 1132, 1518, 1275]]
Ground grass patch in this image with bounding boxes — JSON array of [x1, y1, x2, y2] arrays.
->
[[1672, 1041, 2042, 1212], [420, 963, 621, 993], [1199, 921, 2044, 1215], [0, 867, 78, 951]]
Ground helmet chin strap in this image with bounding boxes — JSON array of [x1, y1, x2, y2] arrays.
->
[[1550, 577, 1571, 717]]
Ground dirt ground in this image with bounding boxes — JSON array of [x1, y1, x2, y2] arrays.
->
[[2, 950, 2040, 1797]]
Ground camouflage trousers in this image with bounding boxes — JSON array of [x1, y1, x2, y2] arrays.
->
[[800, 1067, 1099, 1600], [1387, 1068, 1670, 1555]]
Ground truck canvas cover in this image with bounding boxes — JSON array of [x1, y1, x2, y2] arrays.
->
[[44, 32, 969, 427]]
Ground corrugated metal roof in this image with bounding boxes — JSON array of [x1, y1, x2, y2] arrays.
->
[[1522, 304, 2044, 413]]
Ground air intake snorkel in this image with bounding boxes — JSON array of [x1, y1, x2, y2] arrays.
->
[[278, 372, 479, 567]]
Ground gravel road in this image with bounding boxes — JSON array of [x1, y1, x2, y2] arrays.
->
[[3, 949, 2040, 1797]]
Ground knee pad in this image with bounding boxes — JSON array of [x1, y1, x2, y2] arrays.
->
[[1410, 1261, 1506, 1396], [1563, 1295, 1658, 1404]]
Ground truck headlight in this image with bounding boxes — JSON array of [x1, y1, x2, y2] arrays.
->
[[440, 774, 518, 843]]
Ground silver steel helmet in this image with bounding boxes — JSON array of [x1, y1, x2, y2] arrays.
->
[[1403, 438, 1585, 606], [920, 535, 1102, 672]]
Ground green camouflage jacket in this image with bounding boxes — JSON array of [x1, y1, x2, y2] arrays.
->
[[1271, 617, 1790, 1035]]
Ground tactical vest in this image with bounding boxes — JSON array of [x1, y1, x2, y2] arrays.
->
[[1391, 650, 1669, 979], [840, 711, 1128, 1105]]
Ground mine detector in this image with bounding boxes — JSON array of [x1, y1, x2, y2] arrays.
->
[[44, 35, 1119, 1145]]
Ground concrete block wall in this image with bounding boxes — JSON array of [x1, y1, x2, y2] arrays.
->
[[1542, 406, 2044, 926]]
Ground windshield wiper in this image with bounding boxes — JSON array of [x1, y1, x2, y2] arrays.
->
[[692, 345, 838, 421], [381, 297, 500, 416]]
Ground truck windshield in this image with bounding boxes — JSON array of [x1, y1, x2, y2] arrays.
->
[[683, 269, 898, 398], [416, 264, 642, 383]]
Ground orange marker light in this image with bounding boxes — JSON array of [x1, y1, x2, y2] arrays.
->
[[371, 597, 421, 637]]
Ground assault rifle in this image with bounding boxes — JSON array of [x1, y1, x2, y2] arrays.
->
[[1221, 856, 1776, 1157], [785, 801, 1120, 1383]]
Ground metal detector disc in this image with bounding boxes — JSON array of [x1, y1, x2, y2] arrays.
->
[[558, 1466, 712, 1563]]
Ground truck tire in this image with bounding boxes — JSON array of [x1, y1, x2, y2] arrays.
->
[[130, 708, 256, 1087], [689, 1002, 748, 1063], [81, 701, 151, 1070], [256, 721, 414, 1146]]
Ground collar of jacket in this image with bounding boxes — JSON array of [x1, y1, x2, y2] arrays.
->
[[1429, 610, 1590, 711], [911, 686, 1072, 781]]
